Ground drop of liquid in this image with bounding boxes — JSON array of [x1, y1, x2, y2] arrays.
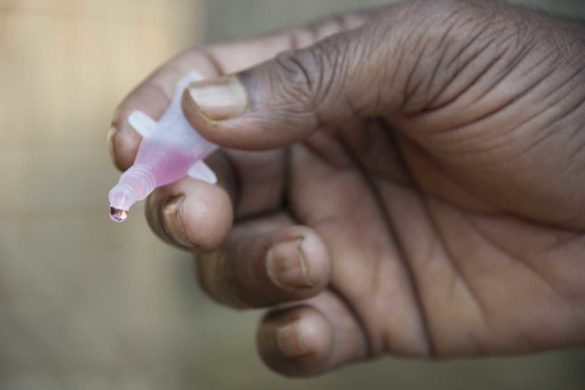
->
[[109, 207, 128, 223]]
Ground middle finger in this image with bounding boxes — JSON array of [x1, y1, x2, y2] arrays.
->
[[197, 215, 331, 308]]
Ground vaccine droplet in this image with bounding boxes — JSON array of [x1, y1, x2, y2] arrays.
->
[[109, 207, 128, 223]]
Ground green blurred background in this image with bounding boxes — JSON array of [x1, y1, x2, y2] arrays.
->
[[0, 0, 584, 389]]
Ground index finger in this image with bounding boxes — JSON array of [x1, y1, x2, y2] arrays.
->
[[108, 36, 290, 171]]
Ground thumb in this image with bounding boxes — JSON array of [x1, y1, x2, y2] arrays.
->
[[181, 23, 404, 150], [181, 0, 478, 150]]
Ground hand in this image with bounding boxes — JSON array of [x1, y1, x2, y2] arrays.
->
[[108, 0, 585, 377]]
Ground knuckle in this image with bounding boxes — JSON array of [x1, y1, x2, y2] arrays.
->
[[272, 49, 320, 107], [196, 250, 247, 308], [272, 42, 341, 111], [386, 0, 533, 109]]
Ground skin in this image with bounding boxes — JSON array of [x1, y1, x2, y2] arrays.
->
[[108, 0, 585, 377]]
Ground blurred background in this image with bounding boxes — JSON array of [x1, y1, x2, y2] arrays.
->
[[0, 0, 584, 389]]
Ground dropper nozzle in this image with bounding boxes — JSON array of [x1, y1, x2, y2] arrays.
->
[[109, 207, 128, 223], [108, 165, 152, 222]]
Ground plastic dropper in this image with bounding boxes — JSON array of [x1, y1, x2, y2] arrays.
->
[[108, 72, 218, 222]]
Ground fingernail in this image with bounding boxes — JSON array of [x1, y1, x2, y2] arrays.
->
[[267, 237, 315, 289], [162, 196, 190, 247], [187, 76, 248, 121], [276, 320, 312, 359], [106, 125, 117, 160]]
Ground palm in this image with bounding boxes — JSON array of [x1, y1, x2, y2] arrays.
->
[[271, 117, 585, 357]]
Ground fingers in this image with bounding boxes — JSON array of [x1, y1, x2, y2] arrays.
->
[[181, 29, 364, 150], [145, 171, 234, 251], [108, 10, 372, 171], [196, 219, 331, 308], [181, 8, 400, 150], [257, 291, 369, 377], [183, 0, 546, 151], [109, 50, 222, 171], [145, 147, 288, 251]]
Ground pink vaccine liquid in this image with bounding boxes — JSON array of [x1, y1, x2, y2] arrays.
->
[[108, 72, 218, 222]]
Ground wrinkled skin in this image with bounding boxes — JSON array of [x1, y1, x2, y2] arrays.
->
[[108, 0, 585, 377]]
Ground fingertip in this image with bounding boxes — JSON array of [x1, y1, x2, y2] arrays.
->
[[177, 183, 234, 250], [180, 83, 241, 149], [257, 306, 333, 377], [181, 71, 314, 150], [109, 102, 145, 171], [146, 178, 233, 251], [107, 125, 142, 171], [109, 81, 172, 171], [183, 76, 248, 123]]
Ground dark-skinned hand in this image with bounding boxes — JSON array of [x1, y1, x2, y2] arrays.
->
[[108, 0, 585, 377]]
